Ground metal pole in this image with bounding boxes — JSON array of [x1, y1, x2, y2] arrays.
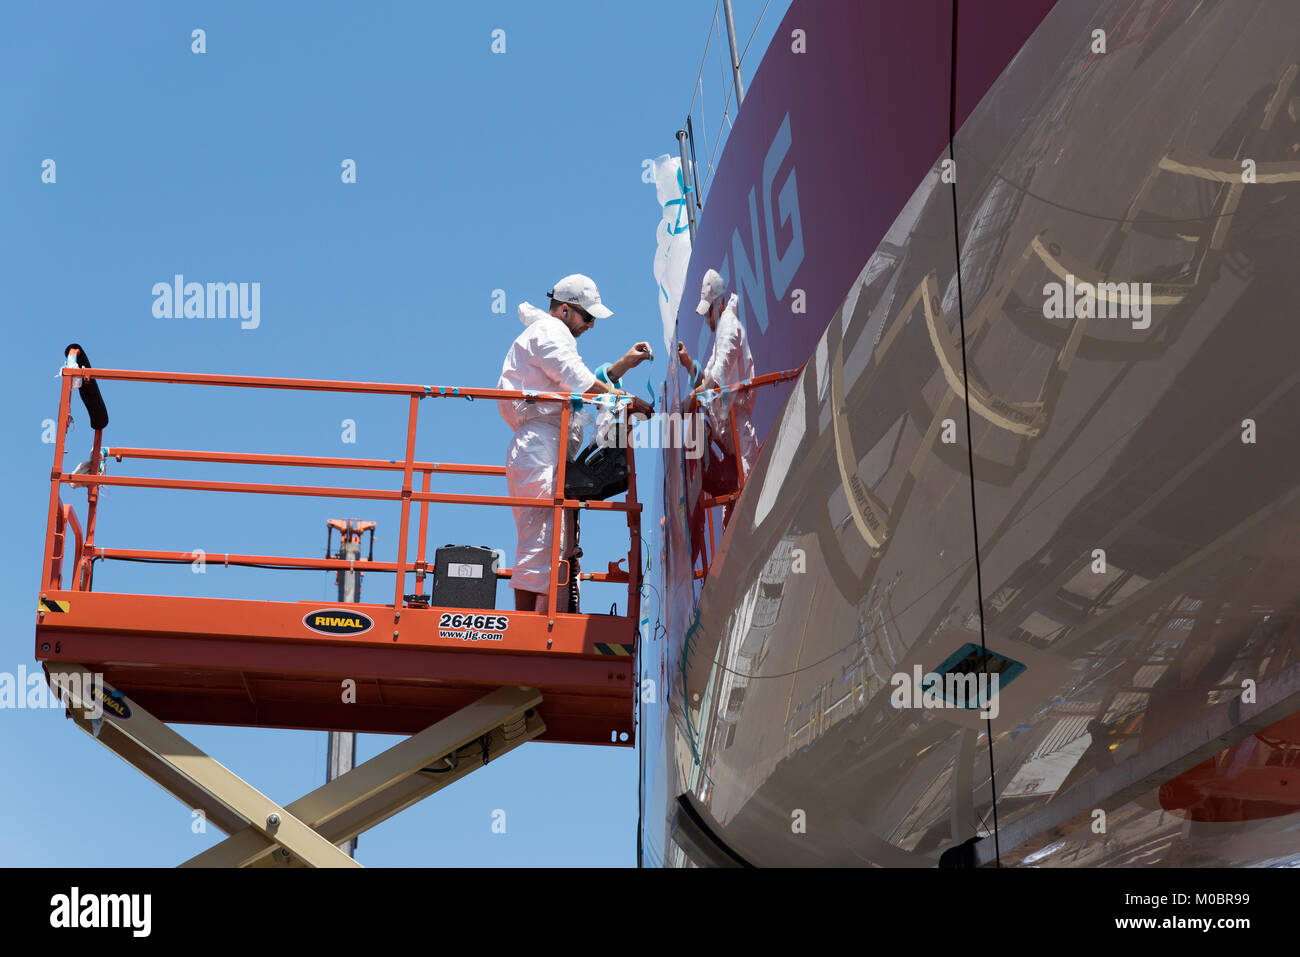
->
[[676, 130, 698, 242], [326, 524, 361, 858], [722, 0, 745, 107], [685, 115, 703, 211]]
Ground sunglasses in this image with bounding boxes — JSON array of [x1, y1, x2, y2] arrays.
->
[[567, 304, 594, 324]]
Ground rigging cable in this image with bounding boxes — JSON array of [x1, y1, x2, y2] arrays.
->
[[685, 0, 721, 119], [739, 0, 774, 62], [701, 0, 775, 195], [947, 0, 1000, 867]]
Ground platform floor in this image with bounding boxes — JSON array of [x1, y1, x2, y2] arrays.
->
[[35, 590, 636, 746]]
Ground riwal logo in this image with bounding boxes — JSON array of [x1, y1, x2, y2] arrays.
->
[[98, 688, 131, 720], [715, 112, 805, 336], [303, 609, 374, 637]]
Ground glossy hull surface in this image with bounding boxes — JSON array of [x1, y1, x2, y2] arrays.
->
[[645, 0, 1300, 867]]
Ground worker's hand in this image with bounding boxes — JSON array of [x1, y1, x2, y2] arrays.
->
[[677, 341, 691, 369], [623, 342, 653, 368]]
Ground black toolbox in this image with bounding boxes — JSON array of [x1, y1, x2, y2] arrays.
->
[[432, 545, 500, 610], [564, 442, 628, 500]]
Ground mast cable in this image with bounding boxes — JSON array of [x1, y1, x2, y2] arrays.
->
[[947, 0, 1001, 868]]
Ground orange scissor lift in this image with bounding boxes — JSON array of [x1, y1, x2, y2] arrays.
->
[[35, 366, 641, 867]]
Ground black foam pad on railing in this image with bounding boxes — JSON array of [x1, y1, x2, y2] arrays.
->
[[64, 343, 109, 431]]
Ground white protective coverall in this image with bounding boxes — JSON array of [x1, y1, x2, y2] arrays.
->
[[701, 293, 760, 475], [498, 302, 598, 595]]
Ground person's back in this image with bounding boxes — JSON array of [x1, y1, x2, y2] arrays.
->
[[705, 294, 756, 416], [495, 274, 653, 614], [703, 293, 759, 472], [498, 301, 590, 453], [497, 300, 595, 605]]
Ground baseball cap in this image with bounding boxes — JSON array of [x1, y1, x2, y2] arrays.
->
[[549, 274, 613, 319], [696, 268, 726, 315]]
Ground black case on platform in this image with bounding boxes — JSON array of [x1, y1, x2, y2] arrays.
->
[[432, 545, 499, 610], [564, 442, 628, 501]]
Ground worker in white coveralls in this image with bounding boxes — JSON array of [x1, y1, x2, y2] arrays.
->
[[677, 268, 760, 492], [498, 274, 654, 613]]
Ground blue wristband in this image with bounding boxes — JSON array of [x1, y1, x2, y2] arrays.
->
[[594, 362, 622, 390]]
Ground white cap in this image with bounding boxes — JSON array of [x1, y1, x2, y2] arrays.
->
[[549, 274, 613, 319], [696, 268, 726, 315]]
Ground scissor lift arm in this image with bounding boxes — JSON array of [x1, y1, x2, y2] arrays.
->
[[52, 664, 545, 868]]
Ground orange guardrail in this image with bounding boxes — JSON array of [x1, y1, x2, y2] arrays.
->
[[42, 367, 642, 626]]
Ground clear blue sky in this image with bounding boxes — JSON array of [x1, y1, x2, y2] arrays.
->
[[0, 0, 787, 866]]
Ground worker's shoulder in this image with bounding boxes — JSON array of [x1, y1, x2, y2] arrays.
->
[[518, 314, 574, 348], [719, 307, 747, 336]]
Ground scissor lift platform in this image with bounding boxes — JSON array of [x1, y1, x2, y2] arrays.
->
[[36, 591, 635, 745], [34, 364, 643, 865]]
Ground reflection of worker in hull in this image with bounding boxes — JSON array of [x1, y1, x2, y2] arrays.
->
[[677, 269, 759, 495], [498, 274, 652, 614]]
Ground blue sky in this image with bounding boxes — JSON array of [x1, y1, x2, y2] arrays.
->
[[0, 0, 787, 867]]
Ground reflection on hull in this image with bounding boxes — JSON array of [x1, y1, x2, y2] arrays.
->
[[646, 0, 1300, 867]]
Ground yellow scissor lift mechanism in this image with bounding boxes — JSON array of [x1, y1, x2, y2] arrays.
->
[[54, 672, 542, 868]]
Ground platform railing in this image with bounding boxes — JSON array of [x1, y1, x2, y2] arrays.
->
[[42, 367, 642, 628], [683, 366, 801, 582]]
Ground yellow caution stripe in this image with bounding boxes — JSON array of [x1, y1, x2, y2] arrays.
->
[[39, 598, 70, 613], [594, 642, 634, 656]]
